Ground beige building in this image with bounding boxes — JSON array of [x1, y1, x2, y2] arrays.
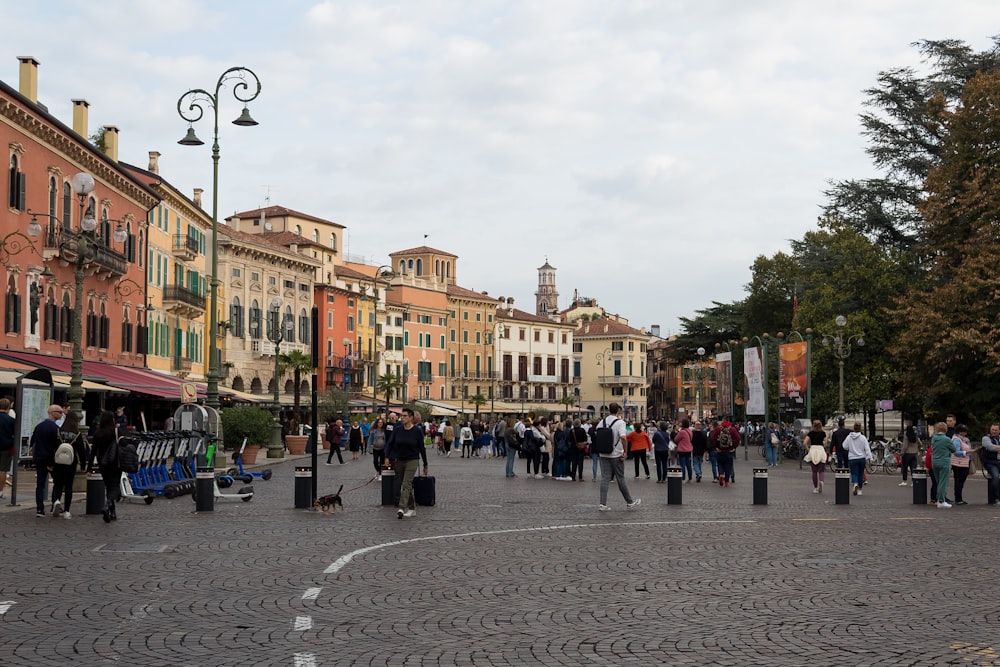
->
[[574, 316, 650, 422]]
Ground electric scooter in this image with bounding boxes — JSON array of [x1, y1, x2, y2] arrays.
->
[[190, 432, 253, 504], [224, 433, 273, 482]]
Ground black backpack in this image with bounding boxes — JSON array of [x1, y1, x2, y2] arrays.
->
[[717, 428, 734, 452], [592, 418, 619, 454], [521, 428, 539, 455]]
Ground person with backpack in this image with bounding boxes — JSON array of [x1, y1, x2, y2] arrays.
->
[[89, 410, 120, 523], [459, 421, 474, 458], [521, 417, 543, 478], [981, 423, 1000, 505], [502, 416, 520, 478], [651, 421, 671, 483], [50, 409, 88, 519], [30, 405, 63, 517], [710, 420, 740, 487], [570, 418, 589, 481], [898, 422, 920, 486], [595, 403, 641, 511]]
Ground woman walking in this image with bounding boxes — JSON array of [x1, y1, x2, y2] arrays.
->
[[368, 418, 387, 479], [89, 410, 120, 523], [898, 422, 920, 486], [803, 419, 828, 493], [459, 422, 474, 458], [931, 421, 958, 508], [674, 418, 693, 482], [845, 422, 873, 496], [652, 421, 671, 483], [50, 410, 88, 519], [626, 422, 651, 479], [348, 421, 363, 460], [950, 424, 972, 505]]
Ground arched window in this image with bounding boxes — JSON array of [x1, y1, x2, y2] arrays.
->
[[44, 287, 58, 340], [60, 293, 72, 343], [249, 299, 261, 339], [86, 299, 97, 347], [284, 305, 295, 343], [230, 295, 244, 338], [311, 229, 319, 242], [100, 209, 111, 247], [137, 230, 144, 267], [435, 260, 440, 276], [415, 259, 423, 276], [4, 275, 20, 334], [299, 308, 309, 344], [8, 155, 25, 210], [329, 232, 337, 252], [398, 260, 406, 275], [48, 177, 57, 241], [293, 224, 301, 235], [407, 259, 414, 272]]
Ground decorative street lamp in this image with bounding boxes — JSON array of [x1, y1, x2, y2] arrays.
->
[[595, 347, 612, 417], [342, 337, 352, 421], [177, 66, 261, 410], [693, 346, 707, 422], [359, 266, 393, 418], [267, 296, 290, 457], [821, 315, 864, 416]]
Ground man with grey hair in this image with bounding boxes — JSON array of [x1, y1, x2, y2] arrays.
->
[[596, 403, 640, 511]]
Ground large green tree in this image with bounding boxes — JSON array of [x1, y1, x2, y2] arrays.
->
[[667, 301, 744, 363]]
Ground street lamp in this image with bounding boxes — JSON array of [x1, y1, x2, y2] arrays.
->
[[177, 66, 261, 410], [821, 315, 864, 416], [342, 337, 352, 420], [359, 266, 393, 418], [694, 346, 707, 422], [595, 347, 612, 417], [488, 322, 503, 417], [267, 296, 290, 457]]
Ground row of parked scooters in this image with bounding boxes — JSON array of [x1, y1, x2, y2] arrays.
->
[[118, 430, 271, 505]]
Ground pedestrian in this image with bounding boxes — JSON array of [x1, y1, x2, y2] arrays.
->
[[442, 420, 455, 457], [348, 420, 363, 460], [0, 398, 14, 500], [898, 422, 920, 486], [570, 418, 588, 481], [325, 418, 345, 465], [627, 421, 652, 480], [652, 421, 671, 483], [503, 416, 519, 478], [710, 420, 740, 487], [114, 406, 128, 430], [845, 422, 873, 496], [764, 421, 780, 467], [950, 424, 972, 505], [803, 419, 828, 494], [50, 409, 88, 519], [536, 417, 553, 476], [89, 410, 120, 523], [930, 421, 957, 508], [460, 421, 474, 458], [705, 420, 720, 481], [691, 421, 707, 482], [596, 403, 641, 511], [588, 419, 601, 481], [830, 418, 851, 470], [924, 436, 937, 506], [393, 408, 429, 519], [368, 417, 387, 479], [29, 404, 63, 517], [673, 418, 693, 481], [981, 423, 1000, 506]]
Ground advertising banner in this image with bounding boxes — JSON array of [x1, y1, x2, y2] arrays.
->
[[715, 352, 733, 418], [744, 347, 765, 416], [778, 341, 808, 414]]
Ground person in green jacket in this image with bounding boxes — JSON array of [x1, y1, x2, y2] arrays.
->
[[930, 421, 958, 508]]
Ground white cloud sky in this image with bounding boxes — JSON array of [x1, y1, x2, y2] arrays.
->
[[4, 0, 999, 335]]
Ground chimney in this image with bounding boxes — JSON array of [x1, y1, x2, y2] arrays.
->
[[102, 125, 119, 161], [148, 151, 161, 174], [506, 296, 514, 316], [17, 56, 40, 103], [71, 99, 89, 137], [193, 188, 203, 209]]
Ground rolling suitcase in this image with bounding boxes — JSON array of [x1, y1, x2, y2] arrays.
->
[[413, 474, 436, 506]]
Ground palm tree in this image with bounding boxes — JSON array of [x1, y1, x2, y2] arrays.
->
[[277, 350, 314, 415], [375, 372, 402, 414], [560, 394, 578, 420], [470, 393, 487, 417]]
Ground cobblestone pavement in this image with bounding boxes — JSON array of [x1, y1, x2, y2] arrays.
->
[[2, 450, 999, 666]]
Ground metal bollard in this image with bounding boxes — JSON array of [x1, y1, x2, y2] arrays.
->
[[294, 466, 312, 509], [911, 468, 927, 505], [835, 468, 851, 505], [86, 467, 105, 515], [666, 466, 683, 505], [195, 466, 215, 512], [381, 468, 396, 506], [753, 467, 768, 505]]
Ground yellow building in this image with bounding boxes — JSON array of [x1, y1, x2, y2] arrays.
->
[[573, 315, 650, 423]]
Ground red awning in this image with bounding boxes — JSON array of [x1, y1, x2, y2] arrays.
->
[[0, 351, 188, 400]]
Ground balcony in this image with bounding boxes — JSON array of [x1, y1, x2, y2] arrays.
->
[[597, 374, 646, 387], [163, 285, 206, 318], [173, 356, 193, 377], [172, 234, 199, 261], [55, 228, 128, 281]]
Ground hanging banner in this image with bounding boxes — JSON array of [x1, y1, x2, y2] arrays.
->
[[715, 352, 733, 418], [778, 341, 808, 414], [744, 347, 765, 416]]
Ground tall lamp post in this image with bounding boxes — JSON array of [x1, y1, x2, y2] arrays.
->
[[595, 347, 612, 417], [821, 315, 864, 416], [488, 322, 503, 417], [177, 66, 261, 410], [342, 337, 352, 421], [360, 266, 393, 417], [267, 296, 289, 457], [693, 346, 707, 422]]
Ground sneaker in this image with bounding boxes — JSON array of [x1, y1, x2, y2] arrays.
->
[[852, 483, 859, 496], [718, 476, 725, 487], [626, 498, 642, 509], [403, 509, 416, 518], [819, 481, 824, 494], [535, 473, 544, 479], [376, 474, 382, 481], [61, 511, 72, 519], [857, 489, 863, 496], [937, 501, 952, 508], [956, 500, 968, 505], [598, 504, 611, 512], [36, 511, 45, 517], [397, 508, 404, 519], [812, 487, 819, 494], [325, 462, 334, 466], [50, 499, 61, 515], [725, 481, 731, 488], [898, 481, 908, 486], [930, 501, 937, 507]]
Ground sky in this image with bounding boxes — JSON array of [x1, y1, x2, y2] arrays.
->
[[4, 1, 999, 336]]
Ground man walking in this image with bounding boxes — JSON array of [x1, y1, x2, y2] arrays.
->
[[325, 418, 345, 465], [710, 420, 741, 487], [30, 405, 63, 516], [982, 423, 1000, 505], [596, 403, 641, 511], [394, 408, 429, 519], [830, 418, 851, 470]]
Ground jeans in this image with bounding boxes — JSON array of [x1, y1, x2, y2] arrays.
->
[[654, 450, 670, 481], [717, 452, 734, 483], [765, 442, 778, 466], [986, 461, 1000, 504], [693, 455, 703, 479], [395, 458, 419, 511], [505, 447, 517, 477], [708, 450, 719, 479], [35, 466, 52, 513], [933, 463, 951, 503], [591, 451, 600, 480], [678, 452, 693, 480], [599, 456, 635, 506], [835, 449, 849, 470], [50, 464, 75, 513], [849, 458, 866, 488]]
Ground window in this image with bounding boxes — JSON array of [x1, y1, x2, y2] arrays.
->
[[548, 332, 554, 343], [299, 309, 309, 344], [293, 225, 301, 235], [533, 356, 542, 375], [249, 300, 262, 339], [330, 233, 337, 252], [611, 341, 624, 351], [251, 272, 259, 282], [476, 313, 481, 322], [284, 306, 295, 343], [43, 288, 58, 340], [347, 315, 355, 332], [440, 335, 445, 349], [519, 328, 525, 341], [121, 308, 133, 353], [4, 276, 20, 334], [547, 358, 555, 376], [572, 342, 582, 353], [60, 293, 72, 343], [327, 294, 334, 303], [230, 296, 244, 337], [269, 276, 276, 285], [85, 299, 97, 347], [284, 280, 294, 289], [312, 229, 319, 242], [232, 268, 241, 277], [300, 283, 309, 292], [534, 330, 540, 342], [327, 311, 333, 328], [8, 155, 25, 210], [562, 332, 567, 344], [628, 341, 634, 351]]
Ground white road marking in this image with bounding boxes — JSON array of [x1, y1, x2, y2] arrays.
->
[[293, 653, 317, 666], [0, 601, 14, 616], [323, 519, 756, 574], [293, 616, 313, 631], [302, 587, 321, 601]]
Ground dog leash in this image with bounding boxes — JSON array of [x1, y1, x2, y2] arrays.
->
[[341, 475, 378, 494]]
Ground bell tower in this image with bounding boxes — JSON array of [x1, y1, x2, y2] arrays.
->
[[535, 259, 558, 317]]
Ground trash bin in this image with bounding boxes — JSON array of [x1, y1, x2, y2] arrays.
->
[[753, 467, 768, 505], [666, 466, 683, 505], [195, 466, 215, 512], [381, 468, 397, 506], [911, 468, 927, 505], [86, 467, 105, 515], [835, 468, 851, 505], [294, 465, 312, 509]]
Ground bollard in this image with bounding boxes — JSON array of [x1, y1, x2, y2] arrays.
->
[[294, 466, 312, 509], [195, 466, 215, 512], [753, 467, 768, 505], [666, 466, 683, 505], [835, 468, 851, 505], [86, 467, 105, 515], [381, 468, 397, 506], [911, 468, 927, 505]]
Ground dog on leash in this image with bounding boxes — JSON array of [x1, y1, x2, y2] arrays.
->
[[315, 485, 344, 513]]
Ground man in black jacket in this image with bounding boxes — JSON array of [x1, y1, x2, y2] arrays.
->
[[394, 408, 429, 519], [830, 418, 851, 470], [30, 405, 63, 517]]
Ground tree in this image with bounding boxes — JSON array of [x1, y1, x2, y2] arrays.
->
[[742, 253, 799, 338], [277, 350, 313, 415], [667, 301, 744, 363], [469, 393, 487, 417], [375, 372, 402, 414]]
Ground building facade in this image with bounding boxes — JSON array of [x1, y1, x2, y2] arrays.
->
[[573, 316, 650, 422]]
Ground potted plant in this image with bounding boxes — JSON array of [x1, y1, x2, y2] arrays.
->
[[219, 405, 274, 465]]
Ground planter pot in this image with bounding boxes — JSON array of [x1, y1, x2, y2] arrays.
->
[[241, 445, 261, 466], [286, 435, 308, 455]]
